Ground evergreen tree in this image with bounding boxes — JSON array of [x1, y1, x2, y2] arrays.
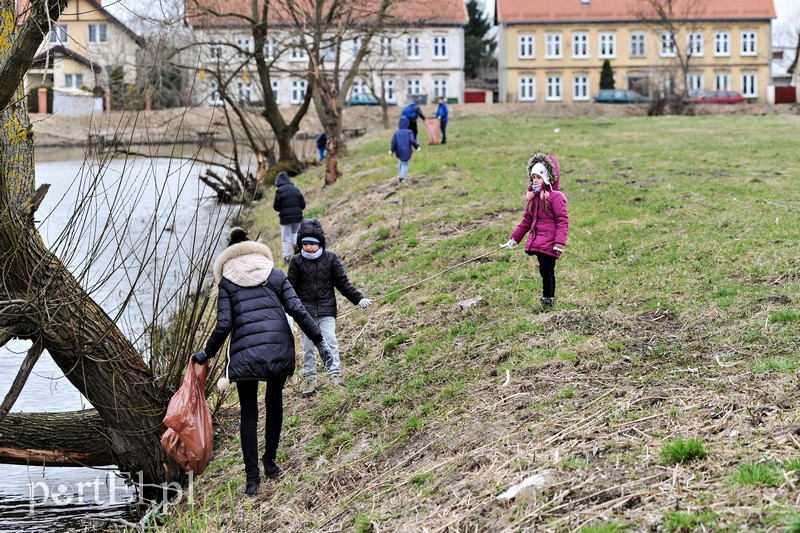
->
[[600, 59, 615, 90], [464, 0, 496, 79]]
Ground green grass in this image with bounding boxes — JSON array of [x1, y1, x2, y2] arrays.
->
[[732, 461, 783, 487], [660, 437, 708, 465], [179, 113, 800, 530]]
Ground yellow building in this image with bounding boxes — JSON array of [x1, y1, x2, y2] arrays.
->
[[496, 0, 776, 103]]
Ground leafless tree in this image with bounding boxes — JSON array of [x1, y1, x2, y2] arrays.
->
[[0, 0, 235, 496], [635, 0, 709, 114]]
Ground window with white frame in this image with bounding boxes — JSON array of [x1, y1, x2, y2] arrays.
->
[[630, 33, 646, 57], [407, 78, 421, 96], [660, 32, 676, 57], [519, 76, 535, 101], [208, 44, 223, 60], [237, 79, 251, 103], [407, 36, 420, 59], [714, 72, 730, 90], [321, 39, 336, 61], [290, 39, 307, 61], [433, 36, 448, 59], [573, 75, 589, 100], [546, 76, 563, 101], [208, 80, 222, 105], [88, 24, 107, 44], [236, 37, 253, 57], [50, 24, 68, 44], [714, 32, 730, 56], [433, 78, 447, 98], [518, 35, 535, 58], [270, 79, 280, 103], [64, 73, 83, 88], [687, 32, 703, 57], [380, 37, 393, 58], [350, 79, 367, 98], [599, 32, 616, 58], [264, 38, 275, 60], [741, 73, 757, 97], [352, 37, 362, 58], [383, 78, 396, 102], [572, 33, 588, 58], [741, 31, 756, 56], [291, 79, 307, 103], [545, 33, 562, 58], [687, 74, 703, 95]]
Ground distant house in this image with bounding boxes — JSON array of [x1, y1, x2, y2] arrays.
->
[[185, 0, 468, 107], [495, 0, 776, 103], [19, 0, 144, 97]]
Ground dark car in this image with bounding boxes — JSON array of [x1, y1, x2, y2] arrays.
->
[[594, 89, 651, 104], [691, 90, 745, 104], [344, 93, 396, 106]]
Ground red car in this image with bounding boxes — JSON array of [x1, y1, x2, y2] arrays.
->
[[692, 90, 745, 104]]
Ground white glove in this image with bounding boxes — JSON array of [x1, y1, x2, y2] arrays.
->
[[388, 150, 393, 155], [416, 147, 421, 152], [500, 239, 518, 249], [358, 298, 373, 309]]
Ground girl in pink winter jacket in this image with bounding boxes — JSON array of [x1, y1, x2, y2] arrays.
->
[[501, 153, 569, 309]]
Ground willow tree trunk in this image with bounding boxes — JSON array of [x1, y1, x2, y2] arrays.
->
[[0, 19, 181, 484]]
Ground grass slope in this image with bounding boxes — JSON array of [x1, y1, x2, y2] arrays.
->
[[167, 114, 800, 532]]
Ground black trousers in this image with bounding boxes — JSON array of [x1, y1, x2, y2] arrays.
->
[[534, 252, 557, 298], [440, 122, 447, 144], [409, 120, 418, 138], [237, 375, 287, 482]]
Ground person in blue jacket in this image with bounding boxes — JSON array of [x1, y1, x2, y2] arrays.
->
[[435, 96, 449, 144], [389, 116, 420, 183], [315, 132, 327, 161], [401, 101, 425, 138], [193, 227, 334, 497]]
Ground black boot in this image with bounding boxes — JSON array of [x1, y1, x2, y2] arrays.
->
[[263, 457, 282, 479], [244, 479, 260, 497], [540, 297, 555, 309]]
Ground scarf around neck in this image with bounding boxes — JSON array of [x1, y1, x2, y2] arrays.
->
[[301, 248, 324, 260]]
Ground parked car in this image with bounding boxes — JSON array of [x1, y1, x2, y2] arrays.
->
[[344, 93, 396, 106], [691, 90, 745, 104], [594, 89, 651, 104]]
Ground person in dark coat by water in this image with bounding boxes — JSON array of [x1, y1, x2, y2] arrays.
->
[[193, 227, 334, 497], [272, 171, 306, 263]]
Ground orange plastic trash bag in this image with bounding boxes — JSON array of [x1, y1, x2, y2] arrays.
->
[[161, 358, 213, 475], [424, 119, 441, 145]]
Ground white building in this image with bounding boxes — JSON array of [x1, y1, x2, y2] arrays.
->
[[185, 0, 468, 107]]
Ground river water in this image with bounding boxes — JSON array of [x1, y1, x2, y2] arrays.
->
[[0, 147, 232, 531]]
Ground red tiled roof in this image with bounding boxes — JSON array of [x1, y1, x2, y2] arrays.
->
[[187, 0, 467, 28], [496, 0, 776, 24]]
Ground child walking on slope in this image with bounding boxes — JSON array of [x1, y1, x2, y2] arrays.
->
[[389, 116, 421, 183], [501, 153, 569, 309]]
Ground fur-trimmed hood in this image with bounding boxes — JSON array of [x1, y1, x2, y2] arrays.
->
[[526, 152, 560, 191], [213, 241, 274, 287]]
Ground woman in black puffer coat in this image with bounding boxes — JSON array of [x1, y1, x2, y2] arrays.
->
[[192, 227, 333, 497]]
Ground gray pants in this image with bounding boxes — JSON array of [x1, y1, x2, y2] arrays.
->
[[300, 316, 341, 378], [280, 223, 300, 259]]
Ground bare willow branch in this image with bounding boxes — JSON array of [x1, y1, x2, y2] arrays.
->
[[0, 336, 43, 423]]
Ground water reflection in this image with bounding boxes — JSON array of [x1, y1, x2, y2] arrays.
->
[[0, 149, 231, 531]]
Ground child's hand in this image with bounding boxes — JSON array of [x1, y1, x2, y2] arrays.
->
[[388, 150, 393, 156], [553, 245, 565, 253], [358, 298, 373, 309], [500, 239, 518, 249], [416, 147, 421, 152]]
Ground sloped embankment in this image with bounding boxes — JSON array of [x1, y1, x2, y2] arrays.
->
[[171, 114, 800, 532]]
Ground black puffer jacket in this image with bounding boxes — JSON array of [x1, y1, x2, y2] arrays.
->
[[204, 240, 323, 381], [272, 171, 306, 225], [288, 219, 364, 317]]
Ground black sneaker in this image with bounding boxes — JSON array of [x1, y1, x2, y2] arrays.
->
[[263, 458, 282, 479], [244, 480, 260, 497]]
